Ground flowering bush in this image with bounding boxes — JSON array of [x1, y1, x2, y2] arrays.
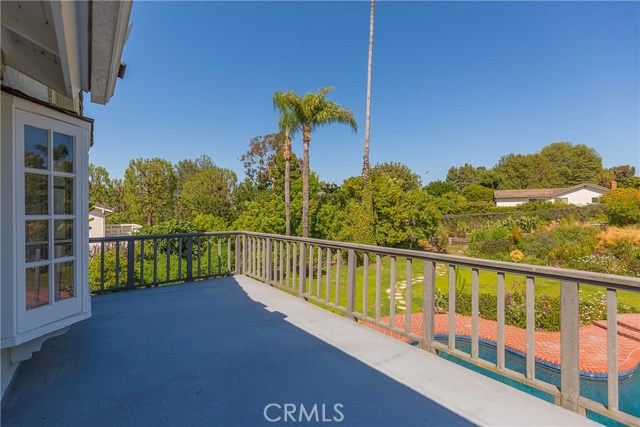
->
[[601, 188, 640, 226], [509, 249, 524, 262]]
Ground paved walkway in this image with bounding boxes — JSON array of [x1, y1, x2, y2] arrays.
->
[[368, 312, 640, 376]]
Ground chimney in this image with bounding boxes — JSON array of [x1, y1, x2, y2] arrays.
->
[[611, 181, 617, 190]]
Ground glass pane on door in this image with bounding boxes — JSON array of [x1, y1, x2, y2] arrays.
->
[[25, 173, 48, 215], [24, 125, 48, 169], [26, 220, 49, 262], [54, 177, 74, 214], [26, 265, 49, 309], [54, 261, 74, 301], [54, 220, 74, 258], [53, 133, 73, 172]]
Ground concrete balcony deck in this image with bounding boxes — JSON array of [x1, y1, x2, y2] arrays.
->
[[1, 275, 595, 426]]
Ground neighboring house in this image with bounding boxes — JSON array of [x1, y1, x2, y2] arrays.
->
[[494, 183, 611, 207], [1, 0, 132, 398], [105, 223, 142, 237], [89, 205, 114, 240]]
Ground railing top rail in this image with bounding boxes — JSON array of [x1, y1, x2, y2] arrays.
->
[[239, 231, 640, 291], [88, 230, 639, 290], [89, 231, 238, 243]]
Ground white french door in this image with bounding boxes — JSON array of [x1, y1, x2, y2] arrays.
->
[[15, 109, 84, 332]]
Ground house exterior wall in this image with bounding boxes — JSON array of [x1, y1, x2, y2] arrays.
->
[[554, 188, 606, 205], [89, 210, 106, 239], [1, 93, 92, 400], [496, 188, 607, 207], [496, 197, 536, 207]]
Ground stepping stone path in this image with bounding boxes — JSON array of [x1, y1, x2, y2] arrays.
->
[[386, 275, 424, 312], [385, 264, 448, 312]]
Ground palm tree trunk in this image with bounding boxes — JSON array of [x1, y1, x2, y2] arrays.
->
[[362, 0, 375, 185], [302, 124, 311, 238], [284, 127, 291, 236]]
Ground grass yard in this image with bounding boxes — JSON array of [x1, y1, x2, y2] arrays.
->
[[277, 249, 639, 322]]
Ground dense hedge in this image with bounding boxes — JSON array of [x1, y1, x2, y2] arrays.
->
[[435, 289, 637, 331]]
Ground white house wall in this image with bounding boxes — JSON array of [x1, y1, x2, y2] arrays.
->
[[496, 197, 532, 207], [89, 211, 106, 239], [554, 188, 606, 205]]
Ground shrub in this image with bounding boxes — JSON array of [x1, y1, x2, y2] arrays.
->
[[88, 249, 139, 292], [547, 225, 599, 266], [499, 216, 541, 233], [519, 232, 557, 260], [534, 294, 561, 331], [509, 249, 524, 262], [601, 188, 640, 226], [469, 225, 511, 243], [139, 219, 202, 257], [468, 239, 513, 260]]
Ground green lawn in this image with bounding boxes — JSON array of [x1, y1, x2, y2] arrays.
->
[[274, 251, 639, 320]]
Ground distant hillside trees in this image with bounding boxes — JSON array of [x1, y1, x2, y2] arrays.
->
[[446, 141, 616, 191]]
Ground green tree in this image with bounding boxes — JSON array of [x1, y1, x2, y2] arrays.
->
[[89, 164, 114, 207], [596, 169, 616, 188], [494, 153, 561, 189], [110, 179, 126, 212], [462, 183, 494, 202], [180, 167, 237, 222], [124, 158, 177, 226], [193, 213, 228, 232], [175, 155, 215, 195], [240, 133, 285, 190], [477, 169, 503, 189], [424, 180, 458, 197], [540, 142, 603, 186], [371, 162, 421, 191], [276, 87, 357, 237], [446, 163, 484, 190], [434, 192, 468, 215], [610, 165, 636, 184], [371, 172, 439, 248], [622, 176, 640, 189], [232, 190, 286, 234]]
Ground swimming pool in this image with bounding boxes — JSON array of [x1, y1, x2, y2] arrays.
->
[[433, 337, 639, 426]]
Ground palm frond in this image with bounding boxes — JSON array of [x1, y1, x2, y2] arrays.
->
[[313, 103, 358, 132], [273, 90, 303, 135]]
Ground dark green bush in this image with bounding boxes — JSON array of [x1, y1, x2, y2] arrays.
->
[[88, 250, 139, 292]]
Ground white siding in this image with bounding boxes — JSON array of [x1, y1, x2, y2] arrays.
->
[[89, 210, 106, 239], [496, 197, 542, 207], [496, 187, 608, 207], [554, 188, 606, 205]]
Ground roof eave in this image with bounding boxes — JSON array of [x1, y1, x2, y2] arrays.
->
[[89, 0, 133, 105]]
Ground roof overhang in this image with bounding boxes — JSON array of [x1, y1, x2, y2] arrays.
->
[[1, 0, 132, 105]]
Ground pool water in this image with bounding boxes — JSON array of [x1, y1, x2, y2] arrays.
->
[[434, 337, 639, 426]]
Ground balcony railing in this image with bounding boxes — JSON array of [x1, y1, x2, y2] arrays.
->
[[89, 231, 640, 426]]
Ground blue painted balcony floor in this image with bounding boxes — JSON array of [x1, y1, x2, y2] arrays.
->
[[1, 276, 594, 426]]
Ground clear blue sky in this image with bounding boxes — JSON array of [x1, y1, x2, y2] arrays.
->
[[85, 1, 640, 185]]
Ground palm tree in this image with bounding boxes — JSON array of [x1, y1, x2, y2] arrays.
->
[[362, 0, 375, 185], [282, 87, 357, 237], [273, 91, 300, 236]]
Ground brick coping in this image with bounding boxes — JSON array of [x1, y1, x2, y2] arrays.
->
[[365, 312, 640, 379]]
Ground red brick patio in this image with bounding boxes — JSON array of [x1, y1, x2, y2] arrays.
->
[[366, 312, 640, 375]]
